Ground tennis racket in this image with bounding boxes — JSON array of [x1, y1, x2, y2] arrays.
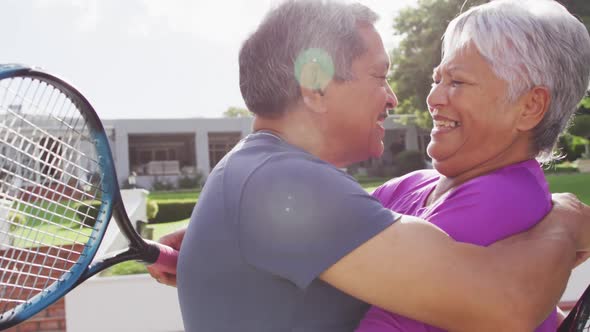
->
[[559, 285, 590, 332], [0, 64, 178, 330]]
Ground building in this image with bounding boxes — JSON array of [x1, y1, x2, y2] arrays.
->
[[103, 116, 429, 189]]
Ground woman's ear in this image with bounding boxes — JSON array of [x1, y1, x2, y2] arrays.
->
[[517, 86, 551, 131]]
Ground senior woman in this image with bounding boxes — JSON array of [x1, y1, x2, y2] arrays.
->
[[356, 0, 590, 331]]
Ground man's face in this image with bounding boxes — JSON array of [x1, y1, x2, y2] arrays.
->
[[321, 24, 397, 165]]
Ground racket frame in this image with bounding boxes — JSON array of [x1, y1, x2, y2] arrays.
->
[[0, 64, 159, 329]]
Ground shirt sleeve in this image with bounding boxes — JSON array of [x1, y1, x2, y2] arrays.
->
[[238, 154, 398, 289]]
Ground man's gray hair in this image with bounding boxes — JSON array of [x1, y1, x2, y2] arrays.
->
[[239, 0, 378, 117], [441, 0, 590, 162]]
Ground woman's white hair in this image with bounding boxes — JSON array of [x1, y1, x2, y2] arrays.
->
[[442, 0, 590, 162]]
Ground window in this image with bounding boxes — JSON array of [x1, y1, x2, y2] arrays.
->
[[208, 133, 242, 169], [128, 134, 196, 175]]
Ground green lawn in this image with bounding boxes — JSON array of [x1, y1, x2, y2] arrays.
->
[[150, 219, 190, 240], [148, 190, 200, 202], [546, 173, 590, 204], [9, 199, 94, 248]]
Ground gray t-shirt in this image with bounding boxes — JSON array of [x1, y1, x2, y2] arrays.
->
[[177, 132, 398, 332]]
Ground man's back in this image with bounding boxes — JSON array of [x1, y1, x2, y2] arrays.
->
[[176, 132, 396, 331]]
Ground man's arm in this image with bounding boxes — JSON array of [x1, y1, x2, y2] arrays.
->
[[321, 193, 587, 332]]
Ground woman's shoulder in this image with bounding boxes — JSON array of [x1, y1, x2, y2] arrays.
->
[[446, 160, 551, 216], [461, 160, 548, 199], [430, 161, 551, 245]]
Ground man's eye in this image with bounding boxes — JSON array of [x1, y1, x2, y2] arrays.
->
[[451, 80, 464, 87]]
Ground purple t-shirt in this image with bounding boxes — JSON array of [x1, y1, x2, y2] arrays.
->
[[356, 159, 556, 332]]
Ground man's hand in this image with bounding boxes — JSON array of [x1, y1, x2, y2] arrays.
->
[[549, 193, 590, 265], [147, 227, 187, 287]]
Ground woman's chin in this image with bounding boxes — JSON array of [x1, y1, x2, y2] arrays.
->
[[431, 160, 460, 177]]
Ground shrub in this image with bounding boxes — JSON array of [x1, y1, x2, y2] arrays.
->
[[569, 114, 590, 138], [152, 178, 175, 191], [148, 201, 195, 224], [8, 212, 26, 231], [393, 150, 426, 176], [557, 134, 587, 162], [75, 201, 102, 227], [146, 199, 159, 220], [177, 173, 203, 189]]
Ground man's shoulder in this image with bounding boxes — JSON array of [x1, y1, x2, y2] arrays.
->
[[217, 136, 367, 215], [226, 136, 354, 187]]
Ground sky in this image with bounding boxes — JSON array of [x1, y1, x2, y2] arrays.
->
[[1, 0, 417, 119]]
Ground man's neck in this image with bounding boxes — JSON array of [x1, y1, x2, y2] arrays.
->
[[253, 111, 330, 163]]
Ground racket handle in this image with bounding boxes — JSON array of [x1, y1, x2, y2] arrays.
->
[[148, 242, 179, 275]]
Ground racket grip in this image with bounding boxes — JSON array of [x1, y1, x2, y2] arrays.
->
[[149, 242, 179, 275]]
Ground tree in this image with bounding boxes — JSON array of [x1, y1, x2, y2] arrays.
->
[[223, 107, 252, 118], [570, 114, 590, 138], [566, 114, 590, 159], [388, 0, 488, 129]]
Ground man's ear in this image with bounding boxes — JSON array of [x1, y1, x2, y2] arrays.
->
[[299, 61, 330, 113], [295, 48, 334, 114], [301, 86, 327, 113], [516, 86, 551, 131]]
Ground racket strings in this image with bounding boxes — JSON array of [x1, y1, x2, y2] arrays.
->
[[0, 78, 88, 311], [0, 76, 104, 315], [0, 100, 99, 188], [17, 91, 97, 296], [0, 128, 96, 206], [0, 78, 90, 309]]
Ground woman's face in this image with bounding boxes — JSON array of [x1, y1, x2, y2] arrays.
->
[[426, 45, 529, 177]]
